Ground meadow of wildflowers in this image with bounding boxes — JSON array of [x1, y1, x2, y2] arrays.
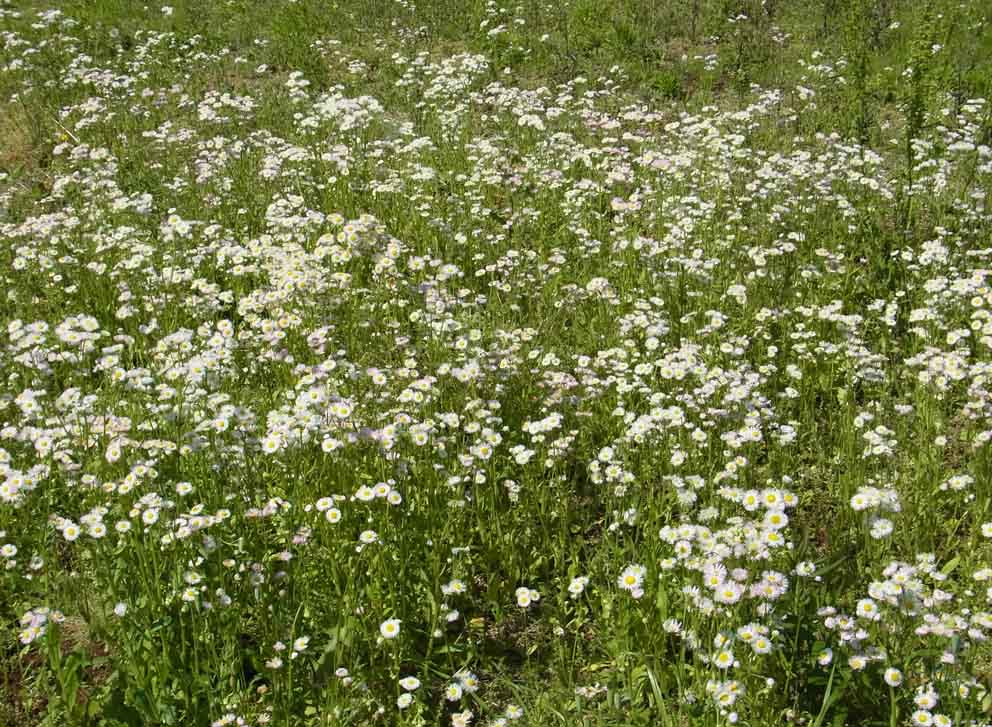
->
[[2, 0, 992, 724]]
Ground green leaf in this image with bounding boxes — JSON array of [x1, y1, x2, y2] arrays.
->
[[655, 584, 668, 619], [103, 686, 145, 727]]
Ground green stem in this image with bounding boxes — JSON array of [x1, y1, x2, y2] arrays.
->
[[811, 659, 837, 727]]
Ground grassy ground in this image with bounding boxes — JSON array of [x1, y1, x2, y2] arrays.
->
[[3, 0, 992, 725]]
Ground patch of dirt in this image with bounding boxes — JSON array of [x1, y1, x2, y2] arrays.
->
[[0, 102, 40, 172], [1, 650, 46, 727]]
